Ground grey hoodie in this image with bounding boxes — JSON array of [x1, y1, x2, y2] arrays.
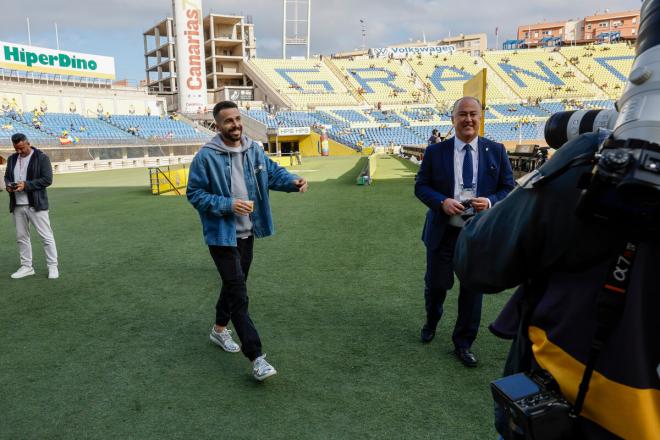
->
[[207, 134, 253, 238]]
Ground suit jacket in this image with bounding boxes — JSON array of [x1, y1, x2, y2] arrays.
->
[[415, 136, 514, 250]]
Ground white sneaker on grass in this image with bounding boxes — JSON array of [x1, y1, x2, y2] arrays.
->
[[209, 326, 240, 353], [48, 267, 59, 279], [252, 355, 277, 381], [11, 266, 35, 279]]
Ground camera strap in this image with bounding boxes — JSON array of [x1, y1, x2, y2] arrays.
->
[[571, 240, 639, 417]]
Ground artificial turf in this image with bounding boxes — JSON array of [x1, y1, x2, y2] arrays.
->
[[0, 155, 514, 439]]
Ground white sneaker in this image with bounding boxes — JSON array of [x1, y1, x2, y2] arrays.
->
[[252, 355, 277, 381], [11, 266, 35, 279], [48, 267, 59, 279], [209, 326, 241, 353]]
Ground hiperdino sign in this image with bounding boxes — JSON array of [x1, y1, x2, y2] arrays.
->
[[0, 41, 115, 79]]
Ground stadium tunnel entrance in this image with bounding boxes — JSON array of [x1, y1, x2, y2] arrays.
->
[[267, 133, 359, 157]]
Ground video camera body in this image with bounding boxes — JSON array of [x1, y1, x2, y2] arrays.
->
[[494, 1, 660, 439], [491, 372, 573, 440]]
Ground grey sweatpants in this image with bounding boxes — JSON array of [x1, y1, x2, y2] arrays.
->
[[12, 205, 58, 268]]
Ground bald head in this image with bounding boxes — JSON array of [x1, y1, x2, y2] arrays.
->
[[451, 97, 482, 117]]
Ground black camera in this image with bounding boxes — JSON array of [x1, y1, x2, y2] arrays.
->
[[491, 371, 574, 440], [577, 136, 660, 234], [543, 0, 660, 235], [460, 199, 475, 219]]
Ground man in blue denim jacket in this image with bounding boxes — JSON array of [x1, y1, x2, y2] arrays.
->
[[187, 101, 307, 381]]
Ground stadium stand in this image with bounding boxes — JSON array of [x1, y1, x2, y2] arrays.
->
[[275, 111, 327, 127], [485, 121, 545, 142], [489, 103, 550, 118], [243, 109, 280, 129], [0, 114, 53, 143], [331, 109, 371, 123], [329, 58, 423, 105], [401, 107, 447, 124], [407, 124, 453, 140], [482, 49, 601, 100], [248, 58, 359, 108], [28, 112, 134, 142], [561, 43, 635, 98], [369, 110, 410, 126], [408, 53, 508, 103], [311, 111, 348, 128], [108, 115, 208, 140]]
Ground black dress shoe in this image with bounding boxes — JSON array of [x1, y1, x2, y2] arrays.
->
[[420, 323, 436, 343], [454, 347, 478, 367]]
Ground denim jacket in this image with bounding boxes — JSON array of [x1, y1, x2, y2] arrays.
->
[[187, 134, 300, 246]]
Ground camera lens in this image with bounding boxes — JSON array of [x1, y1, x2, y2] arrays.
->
[[544, 109, 617, 149], [544, 110, 575, 149], [636, 0, 660, 57]]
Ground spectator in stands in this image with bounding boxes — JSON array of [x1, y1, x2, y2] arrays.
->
[[186, 100, 308, 382], [428, 129, 441, 145], [3, 133, 59, 280], [414, 96, 514, 367]]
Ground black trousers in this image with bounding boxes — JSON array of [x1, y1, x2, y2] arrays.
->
[[424, 225, 483, 349], [208, 236, 262, 361]]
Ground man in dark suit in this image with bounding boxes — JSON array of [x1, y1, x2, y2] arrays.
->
[[414, 97, 514, 367]]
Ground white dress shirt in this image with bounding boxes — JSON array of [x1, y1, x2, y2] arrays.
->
[[453, 136, 479, 200]]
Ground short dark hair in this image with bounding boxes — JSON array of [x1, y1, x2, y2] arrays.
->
[[432, 129, 438, 134], [11, 133, 27, 144], [213, 101, 238, 120]]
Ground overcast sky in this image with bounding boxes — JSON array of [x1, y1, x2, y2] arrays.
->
[[1, 0, 641, 81]]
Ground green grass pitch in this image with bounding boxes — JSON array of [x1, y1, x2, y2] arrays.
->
[[0, 155, 514, 439]]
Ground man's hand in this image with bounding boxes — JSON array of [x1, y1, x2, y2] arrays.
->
[[232, 199, 253, 216], [5, 181, 24, 192], [441, 198, 465, 216], [293, 178, 308, 193], [471, 197, 490, 213]]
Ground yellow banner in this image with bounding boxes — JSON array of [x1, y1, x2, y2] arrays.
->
[[463, 68, 487, 136], [151, 167, 188, 195]]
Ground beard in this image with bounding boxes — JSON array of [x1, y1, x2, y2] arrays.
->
[[223, 128, 242, 142]]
